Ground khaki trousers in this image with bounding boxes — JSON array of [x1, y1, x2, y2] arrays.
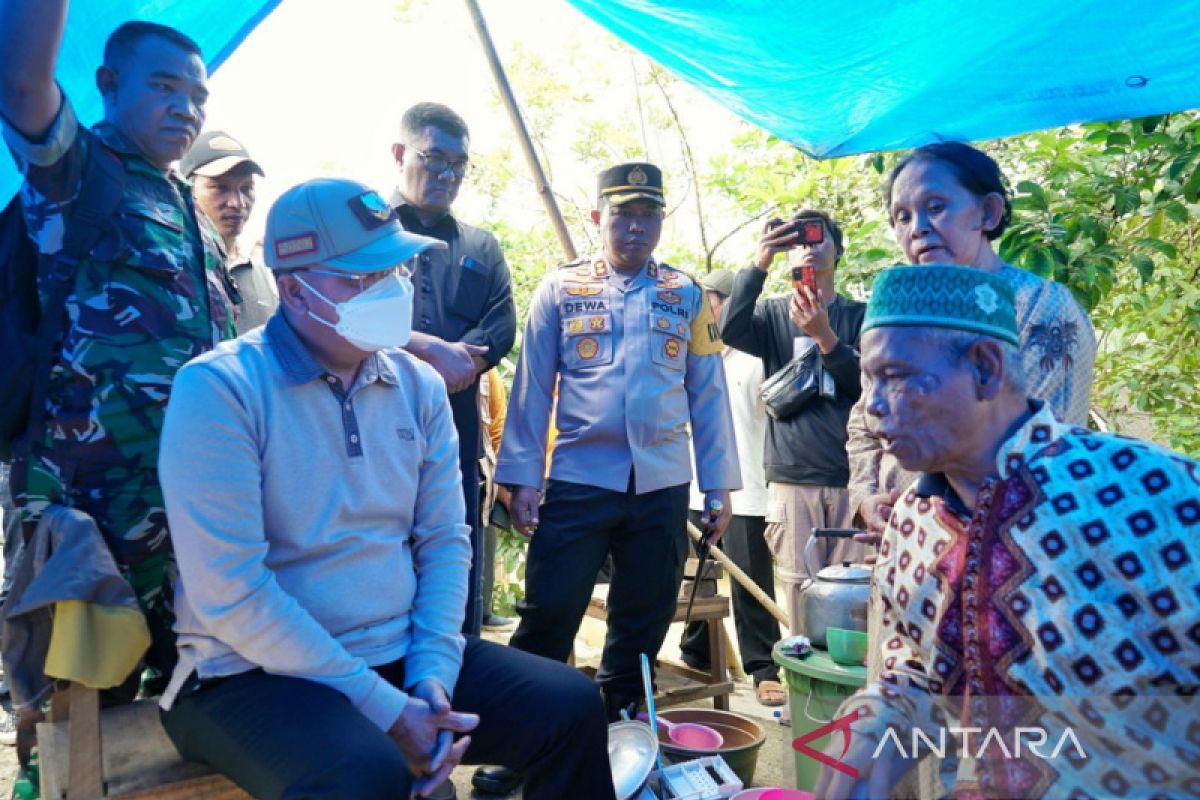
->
[[765, 482, 864, 637]]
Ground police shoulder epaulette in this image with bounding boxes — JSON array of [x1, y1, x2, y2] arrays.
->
[[665, 263, 697, 280], [557, 257, 590, 271]]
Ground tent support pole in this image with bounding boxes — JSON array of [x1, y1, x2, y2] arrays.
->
[[462, 0, 577, 261]]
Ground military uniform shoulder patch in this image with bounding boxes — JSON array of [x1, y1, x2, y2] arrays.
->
[[689, 293, 723, 355]]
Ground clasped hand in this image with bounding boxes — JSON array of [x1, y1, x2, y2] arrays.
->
[[388, 679, 479, 798]]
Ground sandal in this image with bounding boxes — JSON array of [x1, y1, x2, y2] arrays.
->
[[755, 679, 787, 707]]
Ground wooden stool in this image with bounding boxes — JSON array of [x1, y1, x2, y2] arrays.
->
[[583, 559, 735, 710], [36, 683, 249, 799]]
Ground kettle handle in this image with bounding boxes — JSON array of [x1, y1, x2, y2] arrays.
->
[[805, 528, 865, 577]]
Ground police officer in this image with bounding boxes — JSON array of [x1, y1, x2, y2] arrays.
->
[[496, 162, 740, 720]]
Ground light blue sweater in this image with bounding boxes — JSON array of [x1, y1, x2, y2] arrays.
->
[[158, 313, 470, 732]]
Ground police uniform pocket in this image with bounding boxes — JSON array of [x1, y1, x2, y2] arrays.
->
[[650, 311, 689, 371], [561, 313, 613, 370]]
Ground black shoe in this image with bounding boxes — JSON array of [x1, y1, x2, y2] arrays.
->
[[424, 780, 457, 799], [481, 613, 515, 631], [472, 765, 524, 795]]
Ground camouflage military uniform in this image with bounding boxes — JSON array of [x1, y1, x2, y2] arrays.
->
[[2, 97, 234, 679]]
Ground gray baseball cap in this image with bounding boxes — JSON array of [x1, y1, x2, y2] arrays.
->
[[179, 131, 265, 179], [264, 178, 445, 272], [700, 269, 735, 298]]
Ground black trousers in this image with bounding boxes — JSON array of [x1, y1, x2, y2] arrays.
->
[[680, 511, 781, 684], [161, 636, 615, 800], [510, 479, 689, 700]]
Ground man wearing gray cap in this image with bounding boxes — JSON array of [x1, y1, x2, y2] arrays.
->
[[180, 130, 278, 334], [157, 178, 613, 800], [680, 269, 783, 706]]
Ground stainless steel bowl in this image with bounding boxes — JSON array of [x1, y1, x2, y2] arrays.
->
[[608, 721, 659, 800]]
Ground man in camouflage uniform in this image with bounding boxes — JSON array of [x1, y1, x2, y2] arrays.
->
[[0, 5, 233, 689]]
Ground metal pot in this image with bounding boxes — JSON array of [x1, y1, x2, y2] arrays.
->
[[797, 528, 871, 649]]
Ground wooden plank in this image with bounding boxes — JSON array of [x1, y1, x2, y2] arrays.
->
[[67, 684, 103, 800], [38, 698, 249, 799]]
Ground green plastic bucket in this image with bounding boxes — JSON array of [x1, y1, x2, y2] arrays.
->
[[772, 642, 867, 791]]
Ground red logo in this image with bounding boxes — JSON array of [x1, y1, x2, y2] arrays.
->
[[791, 708, 863, 779]]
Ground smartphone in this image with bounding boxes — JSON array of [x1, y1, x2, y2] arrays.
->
[[791, 265, 817, 294]]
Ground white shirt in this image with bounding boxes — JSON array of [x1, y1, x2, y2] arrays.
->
[[690, 347, 768, 517]]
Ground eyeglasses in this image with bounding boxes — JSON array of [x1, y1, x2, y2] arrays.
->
[[412, 149, 471, 179], [302, 265, 410, 294]]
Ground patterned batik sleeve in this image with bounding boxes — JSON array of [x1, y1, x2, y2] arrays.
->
[[1, 91, 85, 256], [1012, 272, 1096, 426], [839, 509, 949, 744]]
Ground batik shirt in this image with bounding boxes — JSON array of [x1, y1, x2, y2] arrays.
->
[[3, 97, 233, 559], [841, 402, 1200, 798]]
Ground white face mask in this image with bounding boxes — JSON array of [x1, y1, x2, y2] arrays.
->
[[295, 271, 414, 351]]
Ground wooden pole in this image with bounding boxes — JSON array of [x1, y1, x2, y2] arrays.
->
[[463, 0, 577, 261], [687, 521, 790, 629]]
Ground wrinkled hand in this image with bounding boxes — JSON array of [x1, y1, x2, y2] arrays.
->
[[700, 489, 732, 545], [388, 679, 478, 795], [414, 337, 489, 394], [789, 286, 836, 349], [813, 723, 916, 800], [754, 217, 799, 271], [510, 485, 541, 537]]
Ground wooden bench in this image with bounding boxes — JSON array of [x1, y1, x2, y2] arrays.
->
[[36, 683, 248, 800], [582, 558, 735, 710]]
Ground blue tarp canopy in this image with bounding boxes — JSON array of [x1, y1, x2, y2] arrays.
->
[[4, 0, 1200, 202], [0, 1, 278, 202], [565, 0, 1200, 158]]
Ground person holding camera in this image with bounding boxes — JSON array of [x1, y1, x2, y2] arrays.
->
[[720, 210, 866, 639]]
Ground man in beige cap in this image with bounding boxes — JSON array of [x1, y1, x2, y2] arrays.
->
[[157, 177, 613, 800], [180, 130, 278, 333]]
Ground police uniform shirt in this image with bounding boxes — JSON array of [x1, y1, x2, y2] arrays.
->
[[496, 257, 741, 495]]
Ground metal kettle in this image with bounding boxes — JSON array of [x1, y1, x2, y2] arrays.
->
[[797, 528, 871, 649]]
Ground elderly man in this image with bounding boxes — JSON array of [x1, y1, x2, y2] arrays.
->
[[158, 178, 612, 800], [390, 102, 517, 636], [817, 265, 1199, 800], [180, 130, 278, 334], [497, 162, 739, 722]]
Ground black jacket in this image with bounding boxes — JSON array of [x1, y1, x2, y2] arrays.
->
[[394, 197, 517, 501], [719, 267, 865, 486]]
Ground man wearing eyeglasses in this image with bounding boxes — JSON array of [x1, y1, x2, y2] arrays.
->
[[390, 102, 516, 638], [158, 177, 612, 800]]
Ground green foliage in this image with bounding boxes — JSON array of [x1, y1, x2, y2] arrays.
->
[[994, 114, 1200, 454], [491, 527, 527, 616]]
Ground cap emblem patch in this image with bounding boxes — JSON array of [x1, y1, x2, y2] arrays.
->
[[349, 191, 396, 230], [628, 166, 648, 186]]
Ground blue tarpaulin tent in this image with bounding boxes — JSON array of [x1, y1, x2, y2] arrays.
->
[[4, 0, 1200, 202], [565, 0, 1200, 158]]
